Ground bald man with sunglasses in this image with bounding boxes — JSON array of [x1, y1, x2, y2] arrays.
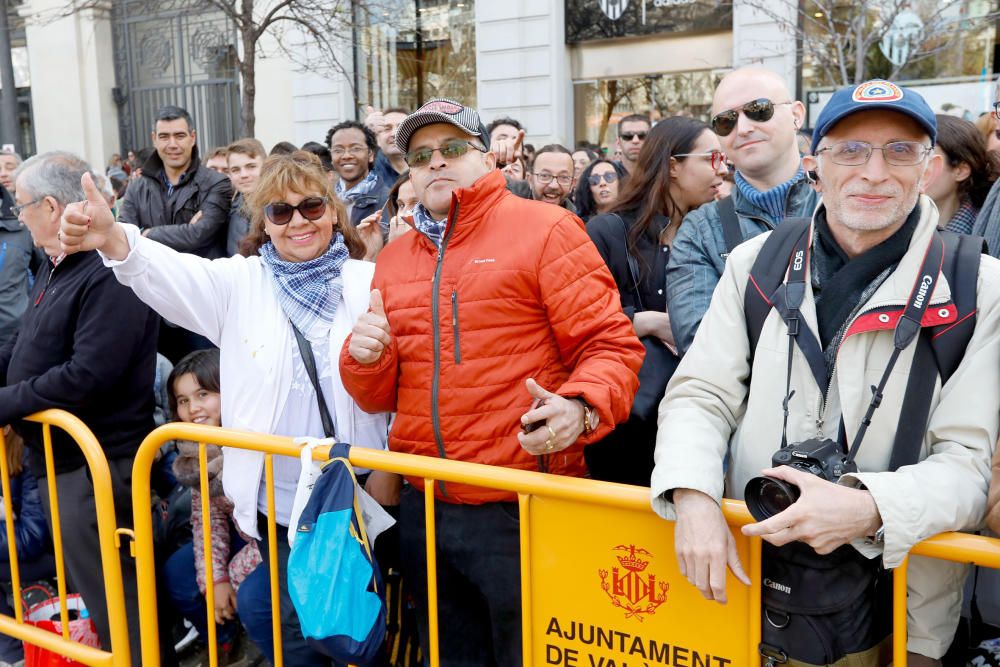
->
[[666, 67, 819, 355]]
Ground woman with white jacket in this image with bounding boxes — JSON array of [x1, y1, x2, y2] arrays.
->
[[59, 151, 394, 666]]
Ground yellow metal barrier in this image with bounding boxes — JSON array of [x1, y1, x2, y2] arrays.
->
[[131, 422, 1000, 667], [0, 410, 132, 667]]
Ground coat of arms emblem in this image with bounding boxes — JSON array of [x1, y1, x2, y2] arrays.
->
[[599, 544, 669, 620], [598, 0, 628, 21]]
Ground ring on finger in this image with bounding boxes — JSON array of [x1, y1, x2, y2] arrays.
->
[[544, 438, 554, 452]]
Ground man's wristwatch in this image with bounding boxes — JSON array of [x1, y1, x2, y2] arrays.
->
[[576, 399, 599, 435], [865, 525, 885, 546]]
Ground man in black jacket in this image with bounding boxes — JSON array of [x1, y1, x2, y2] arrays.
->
[[118, 105, 232, 258], [117, 105, 231, 360], [1, 151, 161, 666]]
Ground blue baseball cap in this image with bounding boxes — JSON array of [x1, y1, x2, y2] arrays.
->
[[811, 80, 936, 154]]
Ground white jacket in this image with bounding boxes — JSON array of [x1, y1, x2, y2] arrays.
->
[[104, 224, 389, 539], [651, 198, 1000, 658]]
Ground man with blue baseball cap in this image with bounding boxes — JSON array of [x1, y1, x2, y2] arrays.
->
[[651, 80, 1000, 666]]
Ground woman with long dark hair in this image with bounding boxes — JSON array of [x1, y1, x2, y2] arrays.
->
[[927, 114, 1000, 234], [584, 116, 727, 485], [574, 159, 628, 221]]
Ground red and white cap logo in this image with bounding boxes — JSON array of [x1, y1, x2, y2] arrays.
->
[[420, 100, 463, 115], [852, 81, 903, 103]]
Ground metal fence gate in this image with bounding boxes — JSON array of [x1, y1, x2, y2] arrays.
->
[[111, 0, 240, 155]]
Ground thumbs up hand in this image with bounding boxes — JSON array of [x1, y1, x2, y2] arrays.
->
[[60, 172, 130, 259], [349, 288, 393, 365]]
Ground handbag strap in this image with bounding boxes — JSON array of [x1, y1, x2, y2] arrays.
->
[[614, 213, 646, 312], [290, 322, 337, 440]]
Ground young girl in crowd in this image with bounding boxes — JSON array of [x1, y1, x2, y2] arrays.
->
[[163, 350, 261, 661]]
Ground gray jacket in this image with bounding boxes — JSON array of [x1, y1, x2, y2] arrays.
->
[[0, 188, 40, 346], [666, 177, 818, 354], [118, 147, 234, 259]]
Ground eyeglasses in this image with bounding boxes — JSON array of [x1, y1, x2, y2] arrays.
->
[[404, 139, 486, 168], [11, 198, 43, 217], [263, 197, 328, 225], [673, 150, 728, 170], [587, 172, 619, 186], [993, 101, 1000, 121], [620, 132, 647, 142], [710, 99, 793, 137], [533, 172, 573, 187], [814, 140, 932, 166], [331, 145, 370, 158]]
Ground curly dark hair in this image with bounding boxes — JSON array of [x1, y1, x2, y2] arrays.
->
[[574, 159, 628, 221], [325, 120, 379, 163]]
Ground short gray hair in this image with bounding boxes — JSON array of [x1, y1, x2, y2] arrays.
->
[[0, 150, 22, 164], [14, 151, 94, 206]]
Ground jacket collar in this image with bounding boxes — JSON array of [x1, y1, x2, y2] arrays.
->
[[142, 144, 202, 188], [440, 169, 510, 245]]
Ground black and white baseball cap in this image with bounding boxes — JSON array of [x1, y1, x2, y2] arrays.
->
[[394, 99, 491, 155]]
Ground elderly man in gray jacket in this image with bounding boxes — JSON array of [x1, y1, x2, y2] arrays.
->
[[653, 81, 1000, 666]]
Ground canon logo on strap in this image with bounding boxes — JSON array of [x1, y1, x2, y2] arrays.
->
[[913, 274, 933, 309]]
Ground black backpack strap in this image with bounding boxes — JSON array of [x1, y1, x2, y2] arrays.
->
[[931, 231, 983, 383], [743, 217, 813, 356], [888, 231, 983, 470], [718, 196, 743, 257]]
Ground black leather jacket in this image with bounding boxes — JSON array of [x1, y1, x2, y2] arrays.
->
[[118, 146, 234, 259]]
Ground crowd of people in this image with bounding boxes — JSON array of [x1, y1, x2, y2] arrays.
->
[[0, 66, 997, 667]]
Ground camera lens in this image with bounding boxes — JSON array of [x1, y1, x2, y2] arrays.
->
[[744, 476, 801, 522]]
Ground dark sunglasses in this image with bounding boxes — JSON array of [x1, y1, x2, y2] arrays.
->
[[620, 132, 647, 142], [264, 197, 328, 225], [588, 172, 619, 186], [710, 98, 793, 137], [404, 139, 485, 168]]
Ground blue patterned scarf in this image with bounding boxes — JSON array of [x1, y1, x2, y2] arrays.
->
[[335, 170, 379, 202], [258, 234, 349, 337], [412, 203, 448, 248]]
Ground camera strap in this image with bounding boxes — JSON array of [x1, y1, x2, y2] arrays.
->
[[844, 232, 944, 466], [770, 226, 826, 447]]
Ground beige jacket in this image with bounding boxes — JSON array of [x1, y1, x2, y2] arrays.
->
[[651, 197, 1000, 659]]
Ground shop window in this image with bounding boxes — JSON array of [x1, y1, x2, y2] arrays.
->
[[574, 70, 724, 150], [356, 0, 476, 112]]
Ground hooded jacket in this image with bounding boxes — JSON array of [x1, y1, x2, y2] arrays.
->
[[118, 146, 233, 259], [651, 197, 1000, 658], [339, 169, 644, 504]]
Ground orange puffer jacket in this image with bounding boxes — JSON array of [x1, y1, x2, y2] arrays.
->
[[340, 169, 644, 503]]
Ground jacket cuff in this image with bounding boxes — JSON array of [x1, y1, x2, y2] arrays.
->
[[840, 471, 916, 567]]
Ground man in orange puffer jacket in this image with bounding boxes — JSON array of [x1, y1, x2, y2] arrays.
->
[[340, 99, 644, 666]]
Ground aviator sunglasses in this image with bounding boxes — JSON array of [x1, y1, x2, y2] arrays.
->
[[264, 197, 328, 225], [710, 98, 793, 137], [404, 139, 486, 168]]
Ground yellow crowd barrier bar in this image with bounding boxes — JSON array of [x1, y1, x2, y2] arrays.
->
[[132, 423, 1000, 667], [4, 410, 131, 667]]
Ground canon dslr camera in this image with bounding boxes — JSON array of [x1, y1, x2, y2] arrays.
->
[[744, 439, 858, 522]]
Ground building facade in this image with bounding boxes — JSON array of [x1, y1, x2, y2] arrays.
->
[[12, 0, 1000, 170]]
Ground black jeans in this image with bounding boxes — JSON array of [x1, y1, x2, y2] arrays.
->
[[399, 486, 522, 667], [37, 457, 176, 667]]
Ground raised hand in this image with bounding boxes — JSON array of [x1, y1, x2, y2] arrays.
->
[[364, 105, 387, 135], [60, 172, 130, 260], [356, 210, 385, 261], [349, 289, 392, 365], [491, 129, 525, 168]]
